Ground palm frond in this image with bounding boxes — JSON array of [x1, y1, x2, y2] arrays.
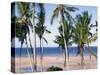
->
[[88, 46, 97, 59], [51, 11, 57, 24], [65, 6, 79, 12], [45, 29, 51, 33], [42, 37, 48, 44]]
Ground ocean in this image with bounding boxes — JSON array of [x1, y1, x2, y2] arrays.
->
[[11, 46, 97, 57]]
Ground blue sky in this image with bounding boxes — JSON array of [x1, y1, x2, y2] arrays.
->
[[12, 3, 97, 48]]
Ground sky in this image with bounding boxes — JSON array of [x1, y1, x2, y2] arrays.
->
[[11, 3, 97, 48]]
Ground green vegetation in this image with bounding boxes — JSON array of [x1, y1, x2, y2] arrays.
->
[[72, 11, 97, 68], [47, 66, 63, 71]]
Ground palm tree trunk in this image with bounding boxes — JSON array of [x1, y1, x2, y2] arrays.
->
[[67, 47, 70, 66], [80, 46, 84, 69], [34, 35, 37, 72], [64, 49, 67, 67], [25, 39, 33, 72], [40, 38, 43, 72], [20, 43, 23, 73], [28, 34, 37, 71], [61, 19, 69, 70], [41, 38, 44, 71], [31, 3, 36, 72], [87, 43, 92, 67], [28, 34, 33, 53]]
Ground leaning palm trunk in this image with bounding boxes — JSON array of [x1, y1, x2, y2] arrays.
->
[[61, 15, 69, 70], [63, 48, 67, 67], [28, 33, 36, 71], [31, 4, 37, 72], [61, 23, 69, 70], [25, 39, 33, 71]]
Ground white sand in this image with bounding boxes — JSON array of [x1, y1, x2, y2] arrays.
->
[[11, 55, 97, 73]]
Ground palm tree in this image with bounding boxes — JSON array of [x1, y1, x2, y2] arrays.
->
[[35, 3, 51, 71], [11, 14, 34, 72], [16, 2, 34, 72], [30, 3, 37, 72], [60, 20, 73, 67], [54, 34, 66, 67], [16, 22, 34, 72], [54, 20, 73, 67], [51, 4, 78, 70], [35, 24, 51, 71], [73, 11, 92, 68]]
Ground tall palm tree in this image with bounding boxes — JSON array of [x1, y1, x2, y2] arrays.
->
[[35, 3, 51, 71], [17, 22, 33, 72], [51, 4, 78, 70], [54, 20, 73, 67], [16, 2, 34, 72], [12, 15, 34, 72], [11, 2, 32, 72], [73, 11, 92, 68], [30, 3, 37, 72]]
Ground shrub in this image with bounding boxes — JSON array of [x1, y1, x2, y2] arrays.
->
[[47, 66, 63, 71]]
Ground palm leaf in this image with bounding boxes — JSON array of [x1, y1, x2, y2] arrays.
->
[[88, 47, 97, 59], [65, 6, 79, 12], [42, 37, 48, 44], [45, 29, 51, 33]]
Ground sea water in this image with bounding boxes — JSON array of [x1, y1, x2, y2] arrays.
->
[[12, 46, 97, 57]]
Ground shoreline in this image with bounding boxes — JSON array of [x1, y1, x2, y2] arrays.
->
[[11, 55, 97, 73]]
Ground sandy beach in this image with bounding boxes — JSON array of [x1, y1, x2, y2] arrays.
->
[[11, 55, 97, 73]]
